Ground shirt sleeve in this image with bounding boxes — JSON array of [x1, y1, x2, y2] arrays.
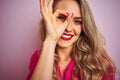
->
[[26, 50, 40, 80]]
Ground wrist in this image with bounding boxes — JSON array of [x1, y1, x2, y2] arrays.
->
[[45, 34, 60, 42], [44, 38, 57, 47], [45, 36, 58, 43]]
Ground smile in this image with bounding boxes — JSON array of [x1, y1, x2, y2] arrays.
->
[[61, 33, 73, 41]]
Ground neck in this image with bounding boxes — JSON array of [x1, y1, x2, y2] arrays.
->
[[56, 45, 73, 62]]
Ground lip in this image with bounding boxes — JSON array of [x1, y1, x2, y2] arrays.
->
[[61, 33, 73, 41]]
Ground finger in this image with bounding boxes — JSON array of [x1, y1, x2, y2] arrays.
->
[[64, 13, 74, 27], [58, 13, 73, 35], [67, 13, 74, 23], [40, 0, 45, 16], [53, 9, 68, 17], [44, 0, 48, 11], [40, 0, 48, 19], [48, 0, 54, 14], [40, 0, 43, 11]]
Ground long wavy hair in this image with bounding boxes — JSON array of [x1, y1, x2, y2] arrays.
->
[[39, 0, 116, 80]]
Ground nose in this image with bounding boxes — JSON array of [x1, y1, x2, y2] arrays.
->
[[65, 21, 73, 32]]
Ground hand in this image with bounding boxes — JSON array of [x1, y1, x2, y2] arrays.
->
[[40, 0, 73, 42]]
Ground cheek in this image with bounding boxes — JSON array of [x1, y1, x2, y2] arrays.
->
[[74, 26, 82, 35]]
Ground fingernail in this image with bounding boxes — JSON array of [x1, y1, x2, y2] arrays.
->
[[71, 13, 73, 17], [66, 12, 69, 16]]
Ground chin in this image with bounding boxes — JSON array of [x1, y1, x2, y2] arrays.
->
[[57, 39, 76, 48], [57, 41, 73, 48]]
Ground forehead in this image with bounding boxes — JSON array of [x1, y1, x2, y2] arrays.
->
[[54, 0, 81, 17]]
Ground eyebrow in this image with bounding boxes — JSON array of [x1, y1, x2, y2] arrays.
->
[[74, 17, 82, 20]]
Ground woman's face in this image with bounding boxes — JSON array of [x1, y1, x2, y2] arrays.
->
[[54, 0, 82, 48]]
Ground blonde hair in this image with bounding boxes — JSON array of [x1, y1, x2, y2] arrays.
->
[[39, 0, 116, 80]]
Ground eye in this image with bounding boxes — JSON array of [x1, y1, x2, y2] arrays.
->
[[74, 19, 82, 25], [57, 15, 66, 22]]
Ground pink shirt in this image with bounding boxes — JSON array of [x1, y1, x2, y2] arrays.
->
[[26, 50, 115, 80]]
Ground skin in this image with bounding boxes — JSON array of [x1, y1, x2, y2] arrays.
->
[[31, 0, 82, 80], [55, 0, 82, 77]]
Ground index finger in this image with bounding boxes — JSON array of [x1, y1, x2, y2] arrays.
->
[[54, 9, 68, 17]]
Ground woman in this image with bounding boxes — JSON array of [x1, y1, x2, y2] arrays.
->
[[27, 0, 116, 80]]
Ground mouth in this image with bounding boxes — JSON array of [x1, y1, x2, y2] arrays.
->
[[61, 33, 73, 41]]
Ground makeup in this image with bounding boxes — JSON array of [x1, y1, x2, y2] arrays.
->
[[61, 33, 73, 41]]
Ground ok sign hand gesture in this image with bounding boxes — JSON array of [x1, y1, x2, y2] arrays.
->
[[40, 0, 73, 43]]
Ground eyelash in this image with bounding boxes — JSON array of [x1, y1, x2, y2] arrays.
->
[[57, 16, 66, 22], [74, 20, 82, 25]]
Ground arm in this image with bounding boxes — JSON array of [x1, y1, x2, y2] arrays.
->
[[30, 0, 72, 79], [30, 39, 56, 80]]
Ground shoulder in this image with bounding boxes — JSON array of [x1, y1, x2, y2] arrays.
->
[[102, 65, 116, 80], [31, 50, 40, 61], [29, 49, 41, 71], [102, 72, 115, 80], [26, 49, 41, 80]]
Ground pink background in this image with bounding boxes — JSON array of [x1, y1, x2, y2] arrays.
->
[[0, 0, 120, 80]]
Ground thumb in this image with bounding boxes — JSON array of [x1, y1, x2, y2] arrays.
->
[[58, 13, 74, 36]]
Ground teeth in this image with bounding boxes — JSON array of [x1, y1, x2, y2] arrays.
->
[[62, 35, 71, 38]]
